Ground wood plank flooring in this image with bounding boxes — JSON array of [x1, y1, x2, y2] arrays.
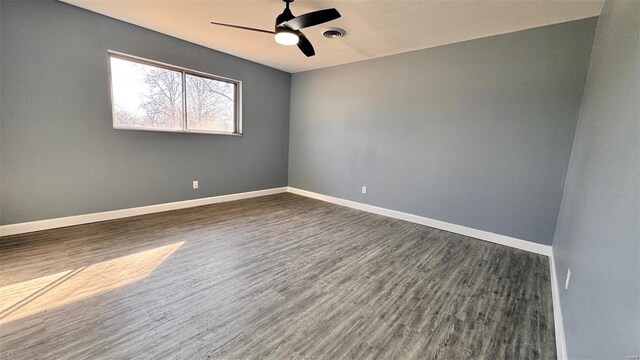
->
[[0, 193, 556, 359]]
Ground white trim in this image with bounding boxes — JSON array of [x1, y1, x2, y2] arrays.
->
[[0, 187, 288, 237], [550, 253, 568, 360], [286, 187, 553, 257], [1, 184, 563, 356], [286, 186, 563, 356], [0, 185, 554, 256]]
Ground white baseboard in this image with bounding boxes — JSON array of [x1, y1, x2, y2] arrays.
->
[[550, 254, 568, 360], [286, 187, 553, 257], [2, 185, 553, 257], [1, 184, 563, 356], [287, 186, 562, 357], [0, 187, 288, 237]]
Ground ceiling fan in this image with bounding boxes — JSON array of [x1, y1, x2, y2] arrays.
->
[[211, 0, 341, 57]]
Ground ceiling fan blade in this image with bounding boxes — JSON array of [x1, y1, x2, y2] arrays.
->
[[283, 8, 340, 31], [297, 32, 315, 57], [210, 21, 275, 34]]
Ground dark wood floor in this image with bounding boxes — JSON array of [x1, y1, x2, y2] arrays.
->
[[0, 193, 555, 359]]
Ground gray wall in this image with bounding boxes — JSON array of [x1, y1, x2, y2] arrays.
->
[[288, 19, 597, 245], [0, 0, 291, 225], [552, 1, 640, 358]]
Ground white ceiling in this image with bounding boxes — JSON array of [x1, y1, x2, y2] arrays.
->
[[61, 0, 604, 73]]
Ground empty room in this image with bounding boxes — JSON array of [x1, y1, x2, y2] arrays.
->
[[0, 0, 638, 359]]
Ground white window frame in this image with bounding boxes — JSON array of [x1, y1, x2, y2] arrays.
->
[[108, 50, 242, 136]]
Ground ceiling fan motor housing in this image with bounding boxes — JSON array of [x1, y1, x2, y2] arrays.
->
[[276, 2, 295, 27]]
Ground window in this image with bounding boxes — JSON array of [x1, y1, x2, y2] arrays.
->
[[109, 52, 241, 135]]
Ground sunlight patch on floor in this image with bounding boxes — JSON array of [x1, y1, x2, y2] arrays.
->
[[0, 242, 183, 324]]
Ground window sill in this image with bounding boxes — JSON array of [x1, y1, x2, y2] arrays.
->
[[113, 126, 243, 136]]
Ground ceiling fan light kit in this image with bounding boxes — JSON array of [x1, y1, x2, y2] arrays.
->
[[211, 0, 341, 57], [275, 27, 299, 46]]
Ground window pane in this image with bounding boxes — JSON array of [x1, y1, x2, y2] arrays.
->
[[110, 57, 183, 131], [185, 73, 236, 133]]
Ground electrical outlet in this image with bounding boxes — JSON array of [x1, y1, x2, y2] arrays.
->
[[565, 268, 571, 290], [361, 186, 367, 194], [193, 180, 199, 189]]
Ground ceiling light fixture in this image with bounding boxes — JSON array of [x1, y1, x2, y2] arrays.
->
[[210, 0, 341, 57], [275, 26, 299, 45]]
